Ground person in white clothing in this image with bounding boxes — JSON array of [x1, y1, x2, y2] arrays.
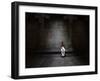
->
[[60, 42, 66, 57]]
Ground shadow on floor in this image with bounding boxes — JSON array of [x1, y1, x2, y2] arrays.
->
[[26, 53, 89, 68]]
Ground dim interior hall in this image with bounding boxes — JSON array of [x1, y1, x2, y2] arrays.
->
[[25, 12, 89, 68]]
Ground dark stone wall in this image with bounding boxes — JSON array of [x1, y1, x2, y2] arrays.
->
[[71, 16, 89, 56], [26, 13, 89, 56], [26, 13, 71, 53]]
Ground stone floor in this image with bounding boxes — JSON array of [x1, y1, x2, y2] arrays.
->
[[26, 53, 89, 68]]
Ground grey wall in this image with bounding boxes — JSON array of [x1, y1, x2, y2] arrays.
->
[[26, 13, 89, 56]]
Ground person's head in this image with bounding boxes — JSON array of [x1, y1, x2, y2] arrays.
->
[[61, 41, 64, 47]]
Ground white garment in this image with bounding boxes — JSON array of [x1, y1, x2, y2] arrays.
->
[[61, 47, 65, 56]]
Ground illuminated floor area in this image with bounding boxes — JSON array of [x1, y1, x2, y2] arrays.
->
[[26, 53, 89, 68]]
